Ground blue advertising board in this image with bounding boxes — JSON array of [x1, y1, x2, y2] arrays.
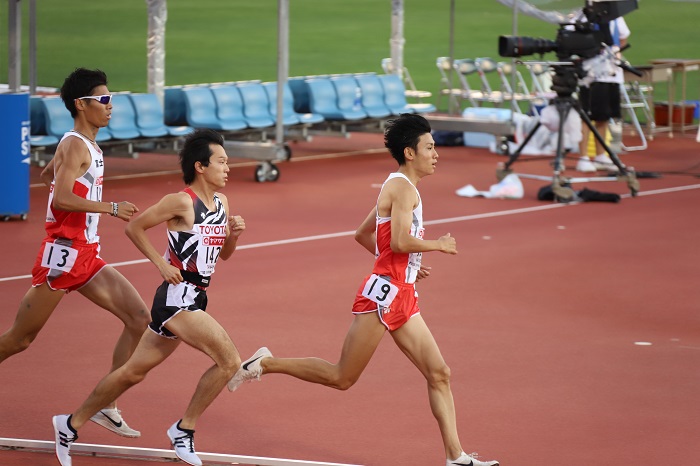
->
[[0, 93, 30, 219]]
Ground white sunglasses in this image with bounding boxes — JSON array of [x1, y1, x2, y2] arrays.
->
[[77, 94, 112, 105]]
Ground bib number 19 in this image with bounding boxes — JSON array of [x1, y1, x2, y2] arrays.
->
[[361, 274, 399, 306]]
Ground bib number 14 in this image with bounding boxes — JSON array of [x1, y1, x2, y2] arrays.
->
[[361, 274, 399, 307]]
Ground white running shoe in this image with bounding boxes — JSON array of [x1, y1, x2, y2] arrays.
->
[[592, 153, 620, 172], [447, 451, 500, 466], [576, 157, 597, 173], [90, 408, 141, 438], [53, 414, 78, 466], [167, 421, 202, 466], [227, 346, 272, 392]]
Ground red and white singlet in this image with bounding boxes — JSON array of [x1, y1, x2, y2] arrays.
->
[[372, 172, 424, 284], [45, 131, 105, 244]]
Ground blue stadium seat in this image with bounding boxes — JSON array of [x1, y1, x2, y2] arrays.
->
[[41, 96, 74, 138], [305, 78, 345, 120], [182, 86, 230, 130], [209, 85, 248, 131], [129, 93, 193, 137], [164, 87, 188, 126], [330, 76, 368, 120], [107, 94, 142, 140], [288, 77, 310, 113], [378, 74, 436, 115], [354, 74, 392, 118], [30, 96, 59, 147], [237, 83, 275, 129], [261, 82, 301, 126], [265, 81, 324, 125], [41, 96, 112, 142]]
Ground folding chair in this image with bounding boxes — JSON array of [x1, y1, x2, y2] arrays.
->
[[619, 81, 649, 151], [452, 58, 493, 108], [496, 61, 542, 115], [436, 56, 464, 112]]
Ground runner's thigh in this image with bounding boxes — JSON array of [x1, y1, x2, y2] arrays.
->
[[79, 266, 148, 322], [390, 315, 446, 377]]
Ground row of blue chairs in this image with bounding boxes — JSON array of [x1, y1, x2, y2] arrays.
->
[[30, 72, 437, 151], [164, 81, 324, 132], [164, 73, 436, 134], [30, 93, 193, 148], [289, 73, 436, 121]]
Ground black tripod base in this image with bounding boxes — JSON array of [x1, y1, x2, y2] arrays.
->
[[498, 94, 640, 199]]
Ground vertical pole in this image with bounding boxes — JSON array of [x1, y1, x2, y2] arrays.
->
[[510, 0, 520, 115], [390, 0, 404, 78], [29, 0, 37, 94], [276, 0, 289, 148], [448, 0, 456, 114], [8, 0, 22, 92]]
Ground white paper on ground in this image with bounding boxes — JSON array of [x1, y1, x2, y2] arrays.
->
[[456, 173, 524, 199]]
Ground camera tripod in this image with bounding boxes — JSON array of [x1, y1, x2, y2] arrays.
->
[[496, 63, 639, 202]]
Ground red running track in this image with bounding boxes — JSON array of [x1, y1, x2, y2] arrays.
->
[[1, 132, 699, 465]]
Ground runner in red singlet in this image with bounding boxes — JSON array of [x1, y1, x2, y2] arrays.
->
[[228, 114, 500, 466], [0, 68, 150, 438]]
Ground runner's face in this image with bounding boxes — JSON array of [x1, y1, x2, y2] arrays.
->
[[204, 144, 230, 189], [80, 85, 112, 128], [413, 133, 438, 176]]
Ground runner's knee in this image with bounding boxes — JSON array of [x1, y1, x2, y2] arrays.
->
[[0, 330, 38, 355], [426, 363, 451, 387], [219, 354, 241, 378], [123, 308, 150, 333]]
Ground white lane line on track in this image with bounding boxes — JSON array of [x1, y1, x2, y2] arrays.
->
[[4, 182, 699, 283]]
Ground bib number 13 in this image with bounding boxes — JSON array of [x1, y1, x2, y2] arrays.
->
[[41, 242, 78, 273], [361, 274, 399, 307]]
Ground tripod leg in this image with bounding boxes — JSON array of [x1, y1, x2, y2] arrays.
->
[[577, 107, 639, 196], [502, 121, 542, 170]]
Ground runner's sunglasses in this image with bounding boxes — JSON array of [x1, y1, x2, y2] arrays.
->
[[77, 94, 112, 105]]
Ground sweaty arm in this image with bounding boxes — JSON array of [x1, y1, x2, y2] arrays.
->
[[51, 137, 138, 220], [385, 179, 457, 255], [40, 159, 55, 187], [125, 192, 193, 284], [355, 207, 377, 254]]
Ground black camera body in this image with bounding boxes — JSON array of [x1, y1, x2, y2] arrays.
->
[[498, 0, 638, 61]]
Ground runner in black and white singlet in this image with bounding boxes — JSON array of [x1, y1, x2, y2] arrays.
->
[[149, 187, 228, 338], [55, 129, 246, 466]]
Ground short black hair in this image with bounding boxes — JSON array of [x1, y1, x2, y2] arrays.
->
[[60, 68, 108, 118], [383, 113, 432, 165], [179, 129, 225, 185]]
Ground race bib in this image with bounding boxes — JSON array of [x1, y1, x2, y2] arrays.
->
[[361, 274, 399, 307], [41, 242, 78, 273]]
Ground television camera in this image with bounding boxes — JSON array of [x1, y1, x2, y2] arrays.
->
[[495, 0, 642, 201]]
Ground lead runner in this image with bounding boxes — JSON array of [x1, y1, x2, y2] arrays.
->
[[228, 113, 500, 466]]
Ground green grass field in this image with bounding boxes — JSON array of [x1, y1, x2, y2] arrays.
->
[[2, 0, 698, 110]]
